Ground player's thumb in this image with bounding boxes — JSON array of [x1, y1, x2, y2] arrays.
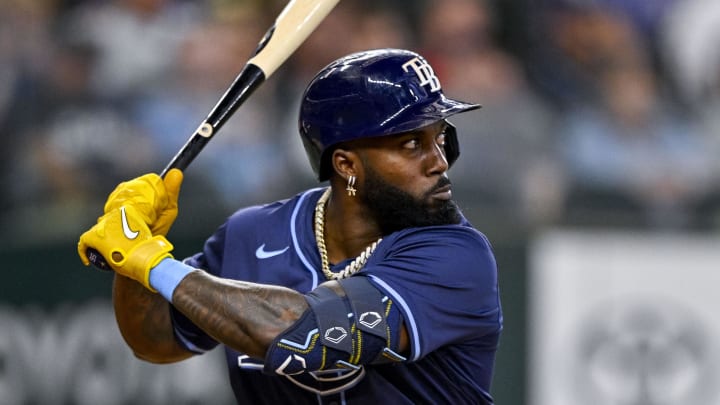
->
[[77, 231, 92, 266], [164, 169, 184, 204]]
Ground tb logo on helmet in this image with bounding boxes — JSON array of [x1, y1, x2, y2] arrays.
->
[[402, 57, 441, 93]]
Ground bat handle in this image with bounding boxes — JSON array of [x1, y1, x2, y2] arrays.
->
[[87, 247, 113, 271]]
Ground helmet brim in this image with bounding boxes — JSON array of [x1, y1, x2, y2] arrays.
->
[[436, 96, 482, 116], [383, 95, 481, 135]]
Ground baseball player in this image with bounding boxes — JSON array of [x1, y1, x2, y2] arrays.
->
[[78, 49, 502, 404]]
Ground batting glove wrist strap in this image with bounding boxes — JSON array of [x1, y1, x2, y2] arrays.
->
[[111, 236, 174, 292]]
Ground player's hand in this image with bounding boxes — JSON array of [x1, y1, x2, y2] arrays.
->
[[103, 169, 184, 236], [78, 205, 174, 291]]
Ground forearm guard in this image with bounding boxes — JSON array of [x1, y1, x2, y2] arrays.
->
[[264, 276, 406, 376]]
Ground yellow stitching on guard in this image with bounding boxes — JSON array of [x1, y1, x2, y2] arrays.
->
[[384, 300, 393, 345], [349, 324, 360, 364], [320, 346, 327, 370], [353, 330, 363, 364]]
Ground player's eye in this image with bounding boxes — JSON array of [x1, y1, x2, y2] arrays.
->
[[403, 138, 421, 150], [436, 132, 447, 147]]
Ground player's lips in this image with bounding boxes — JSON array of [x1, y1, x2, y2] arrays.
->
[[431, 184, 452, 200]]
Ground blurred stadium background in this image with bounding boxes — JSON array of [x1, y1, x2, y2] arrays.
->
[[2, 0, 720, 403]]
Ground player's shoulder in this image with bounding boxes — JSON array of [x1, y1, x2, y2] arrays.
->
[[225, 187, 323, 228], [375, 222, 496, 275], [388, 222, 493, 252]]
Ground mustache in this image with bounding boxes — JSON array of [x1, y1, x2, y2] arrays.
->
[[425, 177, 452, 198], [433, 177, 451, 191], [436, 177, 451, 189]]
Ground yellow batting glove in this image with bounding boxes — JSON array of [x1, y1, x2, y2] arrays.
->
[[78, 205, 174, 291], [103, 169, 184, 236], [155, 169, 183, 236]]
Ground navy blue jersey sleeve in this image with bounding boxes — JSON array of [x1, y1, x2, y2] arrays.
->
[[362, 225, 502, 362], [183, 220, 228, 276]]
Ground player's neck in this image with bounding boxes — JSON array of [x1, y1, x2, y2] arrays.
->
[[322, 188, 382, 265]]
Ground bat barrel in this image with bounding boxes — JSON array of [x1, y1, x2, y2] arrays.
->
[[249, 0, 340, 77]]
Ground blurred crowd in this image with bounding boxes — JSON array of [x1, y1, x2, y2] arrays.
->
[[1, 0, 720, 247]]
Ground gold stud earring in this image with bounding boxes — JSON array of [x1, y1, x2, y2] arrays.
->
[[346, 175, 357, 196]]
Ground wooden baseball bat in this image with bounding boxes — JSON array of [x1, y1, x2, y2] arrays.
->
[[87, 0, 341, 270]]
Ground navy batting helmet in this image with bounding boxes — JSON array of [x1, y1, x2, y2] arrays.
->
[[299, 48, 481, 181]]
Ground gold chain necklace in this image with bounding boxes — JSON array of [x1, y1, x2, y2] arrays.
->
[[314, 188, 382, 280]]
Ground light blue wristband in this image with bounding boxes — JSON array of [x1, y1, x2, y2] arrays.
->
[[149, 258, 196, 302]]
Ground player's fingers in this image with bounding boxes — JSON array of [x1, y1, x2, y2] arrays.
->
[[164, 169, 184, 203], [104, 173, 164, 214], [77, 230, 92, 266]]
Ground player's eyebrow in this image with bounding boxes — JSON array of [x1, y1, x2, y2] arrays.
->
[[397, 121, 448, 137]]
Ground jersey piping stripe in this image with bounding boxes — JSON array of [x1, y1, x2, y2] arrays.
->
[[279, 328, 319, 350], [291, 189, 320, 289], [283, 367, 365, 396], [368, 275, 421, 362], [175, 330, 209, 354]]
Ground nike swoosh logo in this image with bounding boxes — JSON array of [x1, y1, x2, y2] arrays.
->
[[120, 206, 139, 240], [255, 244, 289, 259]]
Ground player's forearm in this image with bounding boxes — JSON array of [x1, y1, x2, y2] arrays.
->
[[171, 270, 308, 359], [113, 274, 193, 363]]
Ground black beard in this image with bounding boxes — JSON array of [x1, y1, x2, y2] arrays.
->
[[361, 167, 462, 235]]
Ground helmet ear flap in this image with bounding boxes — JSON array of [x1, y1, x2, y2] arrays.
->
[[444, 122, 460, 167]]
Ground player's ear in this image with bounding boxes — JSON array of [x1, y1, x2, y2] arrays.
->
[[331, 148, 360, 179]]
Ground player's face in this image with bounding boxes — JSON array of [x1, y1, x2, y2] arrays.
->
[[357, 121, 461, 234]]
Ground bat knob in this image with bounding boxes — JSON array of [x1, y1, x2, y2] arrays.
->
[[86, 248, 112, 271]]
